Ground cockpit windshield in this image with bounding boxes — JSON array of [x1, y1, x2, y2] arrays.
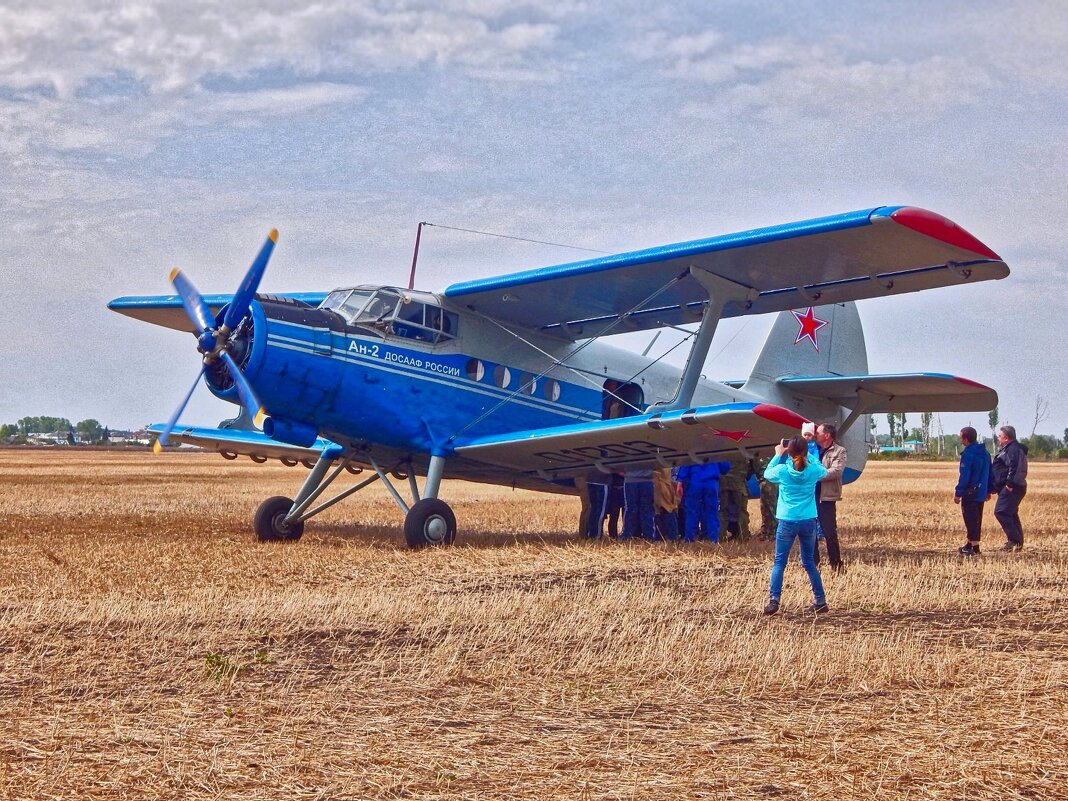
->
[[319, 287, 458, 343]]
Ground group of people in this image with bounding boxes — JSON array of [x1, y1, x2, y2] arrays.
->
[[578, 419, 852, 615], [579, 457, 768, 544], [955, 424, 1029, 555], [579, 418, 1033, 618]]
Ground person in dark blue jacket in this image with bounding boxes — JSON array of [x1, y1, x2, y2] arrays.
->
[[990, 425, 1029, 551], [955, 426, 991, 556], [677, 460, 731, 542]]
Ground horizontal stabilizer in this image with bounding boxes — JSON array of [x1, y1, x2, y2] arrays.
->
[[148, 424, 335, 461], [454, 402, 809, 479], [779, 373, 997, 412]]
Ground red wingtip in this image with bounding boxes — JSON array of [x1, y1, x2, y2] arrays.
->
[[953, 376, 992, 390], [889, 207, 1001, 260], [753, 404, 810, 429]]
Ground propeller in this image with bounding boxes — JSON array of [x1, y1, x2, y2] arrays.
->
[[153, 230, 277, 453]]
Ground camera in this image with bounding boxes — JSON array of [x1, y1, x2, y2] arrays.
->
[[780, 438, 789, 448]]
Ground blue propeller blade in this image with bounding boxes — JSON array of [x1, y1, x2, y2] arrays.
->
[[153, 365, 205, 454], [223, 229, 278, 330], [170, 268, 215, 335], [220, 350, 264, 426]]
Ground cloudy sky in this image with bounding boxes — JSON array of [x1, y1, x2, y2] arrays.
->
[[2, 0, 1066, 439]]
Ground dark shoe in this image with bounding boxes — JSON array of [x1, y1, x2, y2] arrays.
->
[[832, 562, 847, 574], [958, 543, 980, 556], [806, 602, 829, 615], [763, 598, 780, 615], [999, 542, 1023, 552]]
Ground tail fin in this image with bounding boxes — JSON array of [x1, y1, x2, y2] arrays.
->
[[743, 302, 869, 483], [744, 302, 868, 392]]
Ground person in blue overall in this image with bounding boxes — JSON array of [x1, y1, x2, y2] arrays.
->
[[762, 435, 829, 615], [677, 460, 731, 542]]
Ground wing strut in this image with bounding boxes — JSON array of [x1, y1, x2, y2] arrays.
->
[[837, 388, 883, 439], [657, 269, 756, 411]]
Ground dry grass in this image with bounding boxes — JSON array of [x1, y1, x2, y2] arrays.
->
[[1, 452, 1065, 799]]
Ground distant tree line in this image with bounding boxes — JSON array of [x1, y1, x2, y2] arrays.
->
[[875, 405, 1068, 459], [0, 417, 110, 445]]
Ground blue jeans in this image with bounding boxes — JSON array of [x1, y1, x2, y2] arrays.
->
[[623, 482, 657, 540], [768, 518, 826, 604]]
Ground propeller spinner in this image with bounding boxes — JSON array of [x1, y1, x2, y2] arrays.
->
[[153, 229, 278, 453]]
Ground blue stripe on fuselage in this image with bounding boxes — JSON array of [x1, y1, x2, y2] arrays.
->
[[253, 320, 604, 453]]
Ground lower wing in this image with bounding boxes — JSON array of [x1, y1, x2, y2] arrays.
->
[[148, 424, 335, 463], [454, 402, 808, 479]]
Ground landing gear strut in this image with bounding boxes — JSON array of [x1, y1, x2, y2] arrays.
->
[[253, 449, 455, 548]]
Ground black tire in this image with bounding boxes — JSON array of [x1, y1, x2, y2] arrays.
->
[[280, 457, 298, 467], [345, 463, 363, 475], [404, 498, 456, 549], [250, 454, 267, 464], [254, 496, 305, 542], [220, 450, 238, 460]]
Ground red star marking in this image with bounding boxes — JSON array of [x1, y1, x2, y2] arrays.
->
[[792, 307, 829, 351], [710, 428, 751, 442]]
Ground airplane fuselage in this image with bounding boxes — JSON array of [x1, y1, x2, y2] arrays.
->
[[207, 290, 847, 490]]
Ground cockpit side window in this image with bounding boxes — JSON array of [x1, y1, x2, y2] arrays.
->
[[390, 298, 458, 343]]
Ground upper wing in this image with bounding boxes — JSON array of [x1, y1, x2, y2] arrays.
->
[[454, 402, 807, 479], [444, 206, 1007, 339], [149, 424, 335, 461], [780, 373, 997, 413], [109, 292, 329, 332]]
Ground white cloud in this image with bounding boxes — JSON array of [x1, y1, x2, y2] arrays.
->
[[203, 83, 366, 117], [0, 2, 562, 98], [679, 54, 995, 121]]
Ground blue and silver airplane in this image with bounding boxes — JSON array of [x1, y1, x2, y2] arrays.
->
[[109, 206, 1007, 547]]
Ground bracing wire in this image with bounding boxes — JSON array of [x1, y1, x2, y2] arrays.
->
[[446, 271, 690, 443], [423, 222, 608, 254]]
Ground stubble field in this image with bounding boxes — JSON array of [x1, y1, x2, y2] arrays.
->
[[0, 451, 1065, 800]]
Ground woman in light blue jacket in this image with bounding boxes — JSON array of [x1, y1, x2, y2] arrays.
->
[[762, 435, 829, 615]]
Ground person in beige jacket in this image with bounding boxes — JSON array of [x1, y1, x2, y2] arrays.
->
[[814, 423, 848, 572]]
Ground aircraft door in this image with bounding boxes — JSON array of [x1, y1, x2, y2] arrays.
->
[[602, 380, 644, 419]]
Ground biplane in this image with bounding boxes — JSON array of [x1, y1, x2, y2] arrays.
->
[[109, 205, 1007, 546]]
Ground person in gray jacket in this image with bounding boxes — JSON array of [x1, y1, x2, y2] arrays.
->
[[814, 423, 848, 572], [990, 425, 1028, 551]]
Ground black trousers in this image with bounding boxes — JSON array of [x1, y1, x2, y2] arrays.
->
[[814, 500, 842, 568], [586, 484, 607, 538], [606, 485, 624, 538], [994, 486, 1026, 545], [961, 499, 984, 542]]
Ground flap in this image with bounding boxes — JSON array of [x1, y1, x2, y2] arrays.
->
[[444, 206, 1007, 340], [454, 402, 808, 478], [780, 373, 997, 412]]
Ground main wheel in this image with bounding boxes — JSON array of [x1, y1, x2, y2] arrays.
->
[[254, 496, 305, 542], [404, 498, 456, 549]]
